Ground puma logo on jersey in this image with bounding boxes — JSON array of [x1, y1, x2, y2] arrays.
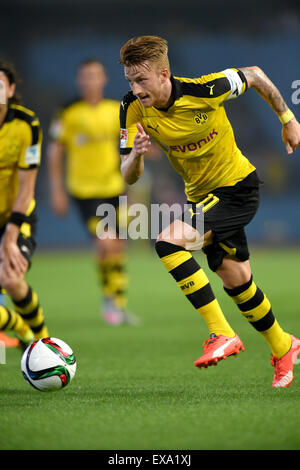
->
[[206, 84, 215, 95], [189, 208, 201, 218]]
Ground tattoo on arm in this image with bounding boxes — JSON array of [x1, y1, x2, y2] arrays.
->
[[240, 66, 288, 115]]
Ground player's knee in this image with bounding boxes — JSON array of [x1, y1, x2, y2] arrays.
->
[[155, 239, 183, 258], [155, 223, 186, 249], [216, 257, 252, 289]]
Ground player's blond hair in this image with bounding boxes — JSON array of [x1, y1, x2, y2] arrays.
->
[[119, 36, 170, 72]]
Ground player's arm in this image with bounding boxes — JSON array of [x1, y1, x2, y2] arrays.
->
[[120, 123, 151, 184], [47, 140, 69, 216], [0, 169, 37, 277], [240, 66, 300, 154]]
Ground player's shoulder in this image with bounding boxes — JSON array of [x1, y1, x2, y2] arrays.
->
[[174, 72, 231, 99], [7, 104, 41, 144], [99, 98, 121, 115], [102, 97, 120, 107], [58, 96, 82, 114], [8, 103, 40, 125], [51, 97, 84, 124]]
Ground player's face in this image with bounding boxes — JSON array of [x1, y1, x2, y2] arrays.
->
[[124, 62, 169, 108], [77, 63, 107, 95], [0, 72, 15, 106]]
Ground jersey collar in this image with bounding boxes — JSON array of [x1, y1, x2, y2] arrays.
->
[[3, 106, 15, 123], [154, 75, 182, 112]]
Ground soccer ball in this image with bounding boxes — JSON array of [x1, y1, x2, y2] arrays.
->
[[21, 337, 77, 392]]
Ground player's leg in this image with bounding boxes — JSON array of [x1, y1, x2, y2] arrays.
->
[[0, 267, 34, 345], [0, 287, 21, 347], [0, 233, 49, 341], [95, 235, 130, 325], [1, 272, 49, 341], [217, 256, 300, 387], [9, 279, 49, 340], [0, 303, 33, 345], [155, 218, 244, 368], [74, 195, 137, 325]]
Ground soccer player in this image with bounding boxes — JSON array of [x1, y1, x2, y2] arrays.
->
[[48, 58, 138, 325], [119, 36, 300, 388], [0, 60, 49, 347]]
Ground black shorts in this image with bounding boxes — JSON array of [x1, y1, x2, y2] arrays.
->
[[0, 211, 37, 270], [72, 195, 124, 237], [181, 171, 261, 271]]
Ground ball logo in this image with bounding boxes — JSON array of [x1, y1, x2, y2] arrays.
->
[[194, 112, 208, 125]]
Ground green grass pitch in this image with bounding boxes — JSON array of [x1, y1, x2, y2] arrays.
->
[[1, 246, 300, 450]]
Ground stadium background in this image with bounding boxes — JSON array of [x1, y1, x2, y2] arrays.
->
[[1, 0, 300, 248]]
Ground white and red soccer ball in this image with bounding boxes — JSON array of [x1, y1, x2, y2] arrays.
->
[[21, 337, 77, 392]]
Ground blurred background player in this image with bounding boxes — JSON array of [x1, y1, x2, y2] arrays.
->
[[0, 60, 49, 348], [48, 58, 138, 325]]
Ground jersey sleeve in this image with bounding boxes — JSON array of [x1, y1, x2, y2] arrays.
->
[[219, 68, 248, 100], [119, 92, 140, 155], [18, 117, 42, 169], [180, 68, 248, 109]]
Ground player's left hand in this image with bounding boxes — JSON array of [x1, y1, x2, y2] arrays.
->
[[282, 117, 300, 154]]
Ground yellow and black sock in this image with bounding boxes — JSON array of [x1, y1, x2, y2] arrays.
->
[[0, 305, 33, 343], [98, 253, 129, 310], [155, 241, 235, 337], [12, 287, 49, 340], [224, 276, 291, 358]]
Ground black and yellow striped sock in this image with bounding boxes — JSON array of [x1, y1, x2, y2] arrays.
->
[[12, 287, 49, 340], [0, 306, 33, 342], [224, 276, 291, 358], [98, 253, 129, 310], [155, 241, 235, 337]]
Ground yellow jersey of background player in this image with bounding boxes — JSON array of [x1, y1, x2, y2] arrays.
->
[[0, 103, 41, 226], [51, 96, 124, 199], [52, 98, 125, 199]]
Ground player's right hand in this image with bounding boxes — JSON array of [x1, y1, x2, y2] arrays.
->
[[132, 123, 151, 156], [0, 239, 28, 278], [51, 189, 69, 217]]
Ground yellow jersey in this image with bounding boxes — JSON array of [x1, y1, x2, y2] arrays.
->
[[0, 104, 41, 228], [50, 98, 125, 199], [120, 68, 255, 202]]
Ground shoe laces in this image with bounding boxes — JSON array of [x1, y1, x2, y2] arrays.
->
[[270, 355, 278, 367], [270, 355, 283, 380], [202, 334, 219, 351]]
